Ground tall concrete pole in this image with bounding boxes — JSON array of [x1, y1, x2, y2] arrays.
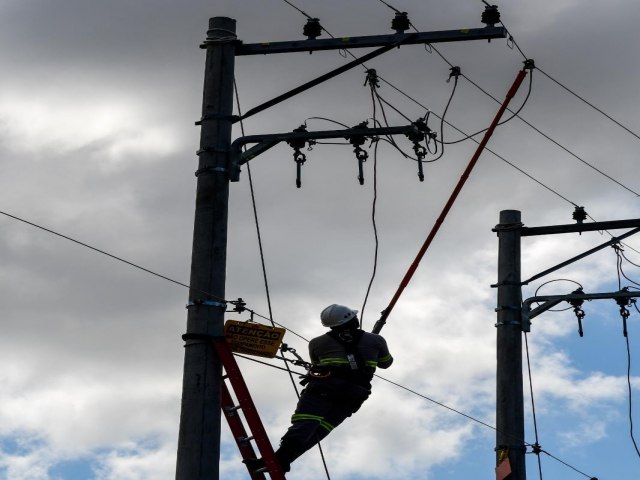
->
[[495, 209, 526, 479], [176, 17, 236, 480]]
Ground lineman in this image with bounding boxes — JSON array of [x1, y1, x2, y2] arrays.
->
[[245, 304, 393, 473]]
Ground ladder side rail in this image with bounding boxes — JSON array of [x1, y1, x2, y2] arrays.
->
[[212, 338, 286, 480], [221, 381, 267, 480]]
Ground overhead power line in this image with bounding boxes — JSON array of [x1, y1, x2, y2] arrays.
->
[[499, 18, 640, 145], [0, 209, 220, 298]]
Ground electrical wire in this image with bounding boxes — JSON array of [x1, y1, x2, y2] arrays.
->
[[360, 86, 381, 327], [304, 116, 351, 129], [233, 303, 602, 479], [499, 18, 640, 145], [427, 33, 640, 197], [281, 0, 313, 19], [443, 67, 533, 145], [0, 209, 227, 302], [234, 77, 333, 479], [431, 73, 458, 161], [614, 247, 640, 459], [524, 332, 544, 480]]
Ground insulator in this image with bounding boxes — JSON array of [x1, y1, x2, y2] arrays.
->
[[391, 12, 410, 33], [303, 18, 323, 39], [481, 5, 501, 27], [572, 206, 587, 224]]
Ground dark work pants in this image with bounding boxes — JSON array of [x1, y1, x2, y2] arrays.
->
[[275, 380, 370, 470]]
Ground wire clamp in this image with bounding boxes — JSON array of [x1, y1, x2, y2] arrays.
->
[[447, 66, 461, 83], [230, 297, 247, 313], [528, 443, 543, 455], [364, 68, 380, 89]]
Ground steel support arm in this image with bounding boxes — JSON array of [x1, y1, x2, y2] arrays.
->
[[522, 290, 640, 332], [228, 125, 418, 180], [232, 27, 507, 55]]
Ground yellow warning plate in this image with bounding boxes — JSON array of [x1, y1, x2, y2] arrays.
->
[[224, 320, 286, 358]]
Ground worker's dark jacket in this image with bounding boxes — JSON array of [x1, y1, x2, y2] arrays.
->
[[276, 328, 393, 468], [308, 329, 393, 389]]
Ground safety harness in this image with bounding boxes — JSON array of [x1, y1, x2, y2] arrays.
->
[[302, 329, 373, 387]]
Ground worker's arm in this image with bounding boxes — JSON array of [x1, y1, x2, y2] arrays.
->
[[376, 336, 393, 369]]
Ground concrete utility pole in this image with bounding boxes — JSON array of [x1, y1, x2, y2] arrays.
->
[[176, 17, 236, 480], [494, 210, 526, 480], [494, 210, 640, 479]]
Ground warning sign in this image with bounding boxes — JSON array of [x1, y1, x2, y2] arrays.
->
[[224, 320, 286, 358]]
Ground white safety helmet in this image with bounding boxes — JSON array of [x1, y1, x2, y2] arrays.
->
[[320, 304, 358, 328]]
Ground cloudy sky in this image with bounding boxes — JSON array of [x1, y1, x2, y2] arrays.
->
[[1, 0, 640, 479]]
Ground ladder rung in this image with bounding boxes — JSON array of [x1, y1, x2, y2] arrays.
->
[[237, 435, 255, 444], [224, 405, 242, 414]]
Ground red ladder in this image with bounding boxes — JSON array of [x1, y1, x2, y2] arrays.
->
[[212, 337, 286, 480]]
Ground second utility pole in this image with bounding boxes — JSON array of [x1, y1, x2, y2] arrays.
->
[[495, 209, 526, 480]]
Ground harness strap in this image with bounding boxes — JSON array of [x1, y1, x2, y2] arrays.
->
[[327, 329, 366, 371]]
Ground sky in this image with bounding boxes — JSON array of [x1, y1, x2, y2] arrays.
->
[[1, 0, 639, 479]]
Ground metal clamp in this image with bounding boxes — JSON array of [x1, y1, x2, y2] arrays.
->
[[186, 299, 227, 309], [195, 166, 228, 177]]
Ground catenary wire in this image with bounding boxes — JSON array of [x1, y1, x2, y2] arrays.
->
[[442, 67, 533, 145], [421, 25, 640, 197], [499, 18, 640, 144], [0, 209, 227, 302]]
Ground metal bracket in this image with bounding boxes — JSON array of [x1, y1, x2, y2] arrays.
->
[[195, 166, 228, 177], [186, 299, 228, 309], [228, 124, 420, 182], [522, 290, 640, 333], [195, 113, 239, 125]]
